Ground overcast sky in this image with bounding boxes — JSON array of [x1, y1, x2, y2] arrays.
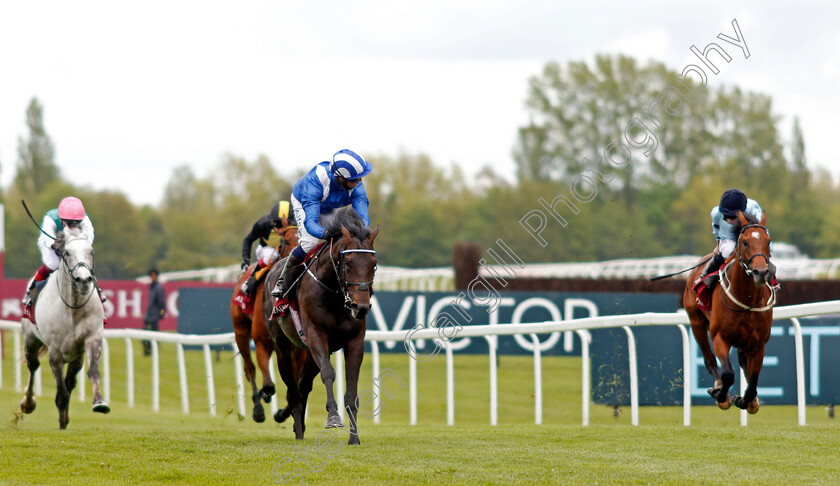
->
[[1, 1, 838, 206]]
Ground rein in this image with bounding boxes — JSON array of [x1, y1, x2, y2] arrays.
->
[[718, 223, 775, 312], [56, 237, 98, 310]]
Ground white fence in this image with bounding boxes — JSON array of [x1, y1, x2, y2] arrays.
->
[[139, 256, 840, 288], [3, 299, 840, 426]]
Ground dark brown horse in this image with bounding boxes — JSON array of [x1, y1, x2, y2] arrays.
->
[[684, 210, 775, 413], [231, 222, 298, 422], [264, 209, 378, 445]]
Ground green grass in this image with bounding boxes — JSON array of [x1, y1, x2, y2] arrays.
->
[[1, 332, 840, 485]]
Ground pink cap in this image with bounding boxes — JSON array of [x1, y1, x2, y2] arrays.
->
[[58, 196, 86, 220]]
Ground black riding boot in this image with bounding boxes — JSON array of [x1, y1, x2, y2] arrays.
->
[[240, 273, 258, 298], [699, 252, 726, 287], [271, 254, 304, 298], [21, 277, 36, 306]]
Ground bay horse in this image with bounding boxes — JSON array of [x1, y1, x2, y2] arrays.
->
[[19, 225, 109, 429], [684, 210, 775, 413], [264, 209, 378, 445], [231, 220, 298, 422]]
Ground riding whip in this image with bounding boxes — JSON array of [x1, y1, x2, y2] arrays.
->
[[649, 256, 711, 281], [21, 199, 56, 240]]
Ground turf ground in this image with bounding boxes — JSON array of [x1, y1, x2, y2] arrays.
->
[[1, 334, 839, 485]]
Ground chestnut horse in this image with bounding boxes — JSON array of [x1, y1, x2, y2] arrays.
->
[[231, 221, 298, 422], [264, 209, 378, 445], [684, 210, 775, 413]]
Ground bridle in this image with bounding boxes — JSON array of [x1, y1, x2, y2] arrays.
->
[[734, 223, 771, 275], [719, 223, 775, 312], [56, 237, 98, 310], [306, 238, 377, 309]]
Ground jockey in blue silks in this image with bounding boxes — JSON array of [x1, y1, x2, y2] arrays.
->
[[271, 149, 372, 298], [693, 188, 775, 310]]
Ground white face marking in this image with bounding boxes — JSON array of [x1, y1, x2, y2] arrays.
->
[[751, 232, 760, 240]]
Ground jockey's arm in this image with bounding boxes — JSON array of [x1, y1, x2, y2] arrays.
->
[[351, 183, 371, 227], [299, 176, 328, 239]]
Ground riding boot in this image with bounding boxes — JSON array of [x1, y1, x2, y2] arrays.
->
[[241, 273, 258, 299], [21, 276, 36, 306], [698, 252, 726, 287], [271, 254, 304, 298]]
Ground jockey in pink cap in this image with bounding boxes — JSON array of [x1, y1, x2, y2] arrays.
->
[[22, 196, 106, 308]]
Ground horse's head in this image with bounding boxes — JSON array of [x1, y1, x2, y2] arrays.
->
[[278, 218, 300, 258], [337, 224, 379, 321], [56, 226, 96, 293], [735, 210, 771, 287]]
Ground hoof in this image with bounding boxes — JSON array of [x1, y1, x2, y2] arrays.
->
[[325, 414, 344, 429], [261, 384, 276, 400], [92, 401, 111, 414], [747, 398, 760, 414], [274, 408, 291, 424], [20, 399, 36, 414], [717, 395, 731, 410], [253, 408, 266, 423], [348, 435, 360, 446]]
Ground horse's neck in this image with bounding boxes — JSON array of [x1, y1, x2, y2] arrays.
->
[[52, 264, 88, 306]]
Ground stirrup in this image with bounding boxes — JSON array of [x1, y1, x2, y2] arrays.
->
[[22, 292, 31, 306]]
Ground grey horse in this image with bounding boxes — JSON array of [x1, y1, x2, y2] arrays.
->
[[19, 225, 109, 429]]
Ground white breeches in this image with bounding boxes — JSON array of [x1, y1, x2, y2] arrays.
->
[[718, 239, 736, 259], [291, 195, 340, 252], [40, 246, 61, 271], [256, 245, 279, 266]]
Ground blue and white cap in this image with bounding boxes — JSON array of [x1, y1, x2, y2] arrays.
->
[[331, 149, 372, 180]]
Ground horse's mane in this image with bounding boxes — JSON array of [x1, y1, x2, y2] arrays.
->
[[731, 211, 759, 236], [324, 208, 370, 241], [53, 225, 85, 253]]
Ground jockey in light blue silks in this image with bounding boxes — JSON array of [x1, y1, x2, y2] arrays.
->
[[271, 149, 372, 298], [693, 188, 776, 310]]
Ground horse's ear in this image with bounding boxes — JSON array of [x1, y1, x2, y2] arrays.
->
[[341, 225, 352, 243], [368, 225, 380, 245], [737, 211, 748, 225], [760, 211, 767, 225]]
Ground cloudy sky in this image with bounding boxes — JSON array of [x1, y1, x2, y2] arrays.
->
[[1, 0, 838, 206]]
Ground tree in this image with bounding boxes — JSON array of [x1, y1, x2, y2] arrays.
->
[[14, 98, 60, 196]]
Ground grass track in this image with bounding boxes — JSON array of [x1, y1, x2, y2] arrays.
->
[[2, 334, 840, 484]]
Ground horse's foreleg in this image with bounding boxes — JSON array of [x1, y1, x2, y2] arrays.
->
[[234, 321, 263, 422], [255, 335, 276, 402], [20, 335, 41, 414], [342, 335, 364, 445], [86, 336, 110, 414], [307, 331, 342, 429], [64, 354, 84, 397], [49, 351, 70, 429], [711, 335, 734, 409], [733, 347, 764, 414], [293, 353, 320, 440]]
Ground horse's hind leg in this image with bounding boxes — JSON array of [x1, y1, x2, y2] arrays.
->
[[49, 351, 70, 429], [733, 347, 764, 414], [86, 335, 110, 414], [689, 317, 724, 397], [20, 333, 41, 414]]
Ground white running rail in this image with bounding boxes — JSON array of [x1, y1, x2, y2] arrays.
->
[[2, 299, 838, 425]]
